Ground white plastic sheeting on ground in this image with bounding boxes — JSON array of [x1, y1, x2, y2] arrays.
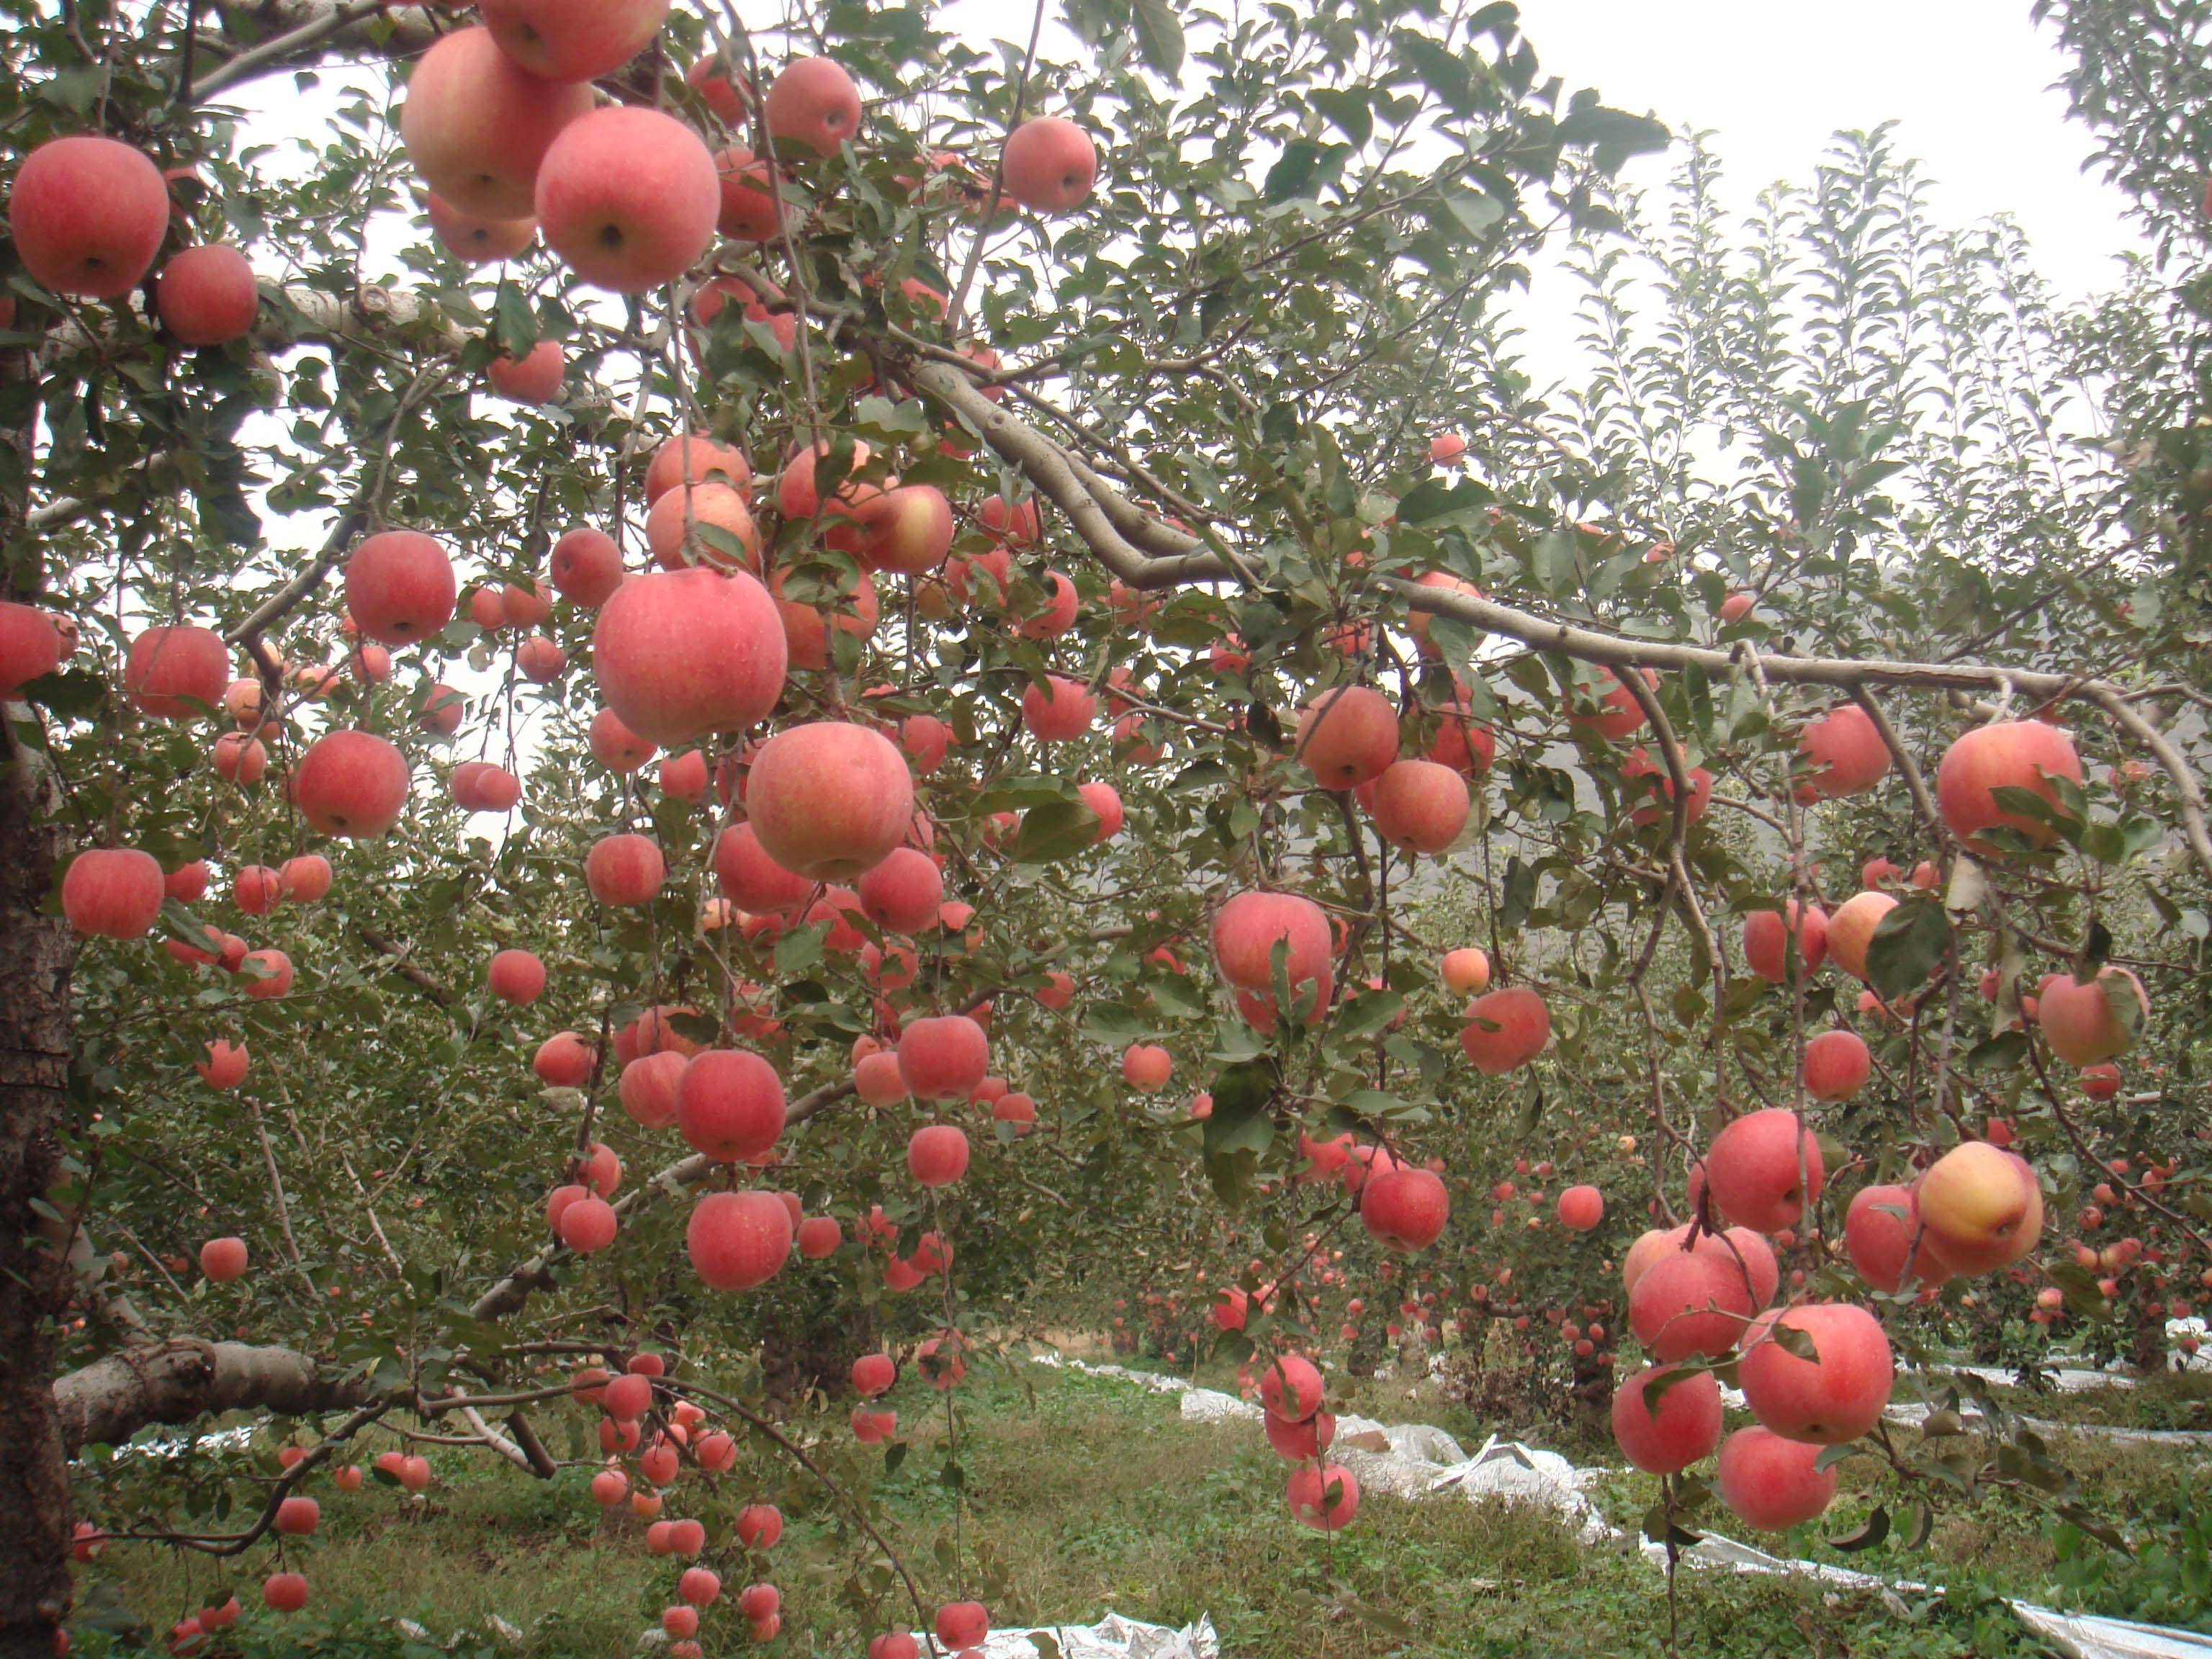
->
[[1034, 1346, 2212, 1659], [966, 1612, 1220, 1658], [2010, 1605, 2212, 1659]]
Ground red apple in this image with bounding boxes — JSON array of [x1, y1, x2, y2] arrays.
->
[[478, 0, 667, 82], [400, 27, 593, 217], [1936, 719, 2083, 855], [745, 720, 912, 879], [9, 136, 168, 297], [592, 566, 786, 745], [687, 1190, 791, 1289], [155, 244, 259, 344], [294, 730, 409, 837], [535, 106, 718, 292], [763, 57, 862, 154]]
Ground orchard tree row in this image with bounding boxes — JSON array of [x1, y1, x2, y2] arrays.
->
[[3, 0, 2211, 1654]]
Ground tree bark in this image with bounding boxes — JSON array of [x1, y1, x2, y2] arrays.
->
[[0, 342, 76, 1654], [50, 1341, 377, 1457]]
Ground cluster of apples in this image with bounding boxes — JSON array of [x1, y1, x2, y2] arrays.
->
[[1259, 1354, 1360, 1531]]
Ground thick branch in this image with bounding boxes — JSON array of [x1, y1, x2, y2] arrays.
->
[[52, 1339, 374, 1455]]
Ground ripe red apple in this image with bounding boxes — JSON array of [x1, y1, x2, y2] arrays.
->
[[677, 1567, 722, 1607], [9, 136, 169, 297], [1794, 704, 1889, 799], [687, 1190, 791, 1290], [1719, 591, 1754, 622], [1260, 1353, 1324, 1421], [1001, 116, 1097, 212], [261, 1573, 310, 1613], [645, 479, 759, 573], [745, 721, 913, 879], [591, 566, 786, 745], [487, 339, 564, 403], [196, 1038, 248, 1089], [1936, 719, 2083, 854], [346, 530, 456, 646], [1743, 901, 1827, 983], [1715, 1426, 1837, 1530], [1915, 1141, 2043, 1274], [1704, 1107, 1822, 1232], [588, 708, 657, 774], [1557, 1185, 1604, 1231], [1429, 433, 1467, 465], [0, 601, 63, 693], [1367, 758, 1469, 853], [559, 1195, 618, 1251], [763, 56, 863, 154], [535, 106, 718, 292], [240, 948, 293, 999], [908, 1124, 970, 1187], [1822, 891, 1896, 984], [1022, 674, 1097, 742], [1801, 1029, 1869, 1101], [155, 245, 259, 345], [711, 824, 813, 917], [1362, 1166, 1449, 1250], [199, 1236, 248, 1282], [2080, 1061, 2121, 1100], [1440, 947, 1491, 996], [2037, 966, 2147, 1067], [534, 1031, 595, 1087], [1458, 985, 1550, 1074], [1628, 1248, 1755, 1361], [489, 948, 547, 1003], [1844, 1183, 1943, 1293], [856, 847, 943, 934], [425, 192, 536, 264], [61, 848, 163, 938], [400, 27, 593, 218], [658, 750, 709, 799], [899, 1015, 989, 1101], [711, 145, 780, 240], [548, 526, 624, 607], [418, 681, 467, 737], [769, 564, 878, 668], [1563, 664, 1656, 742], [278, 855, 331, 903], [1285, 1461, 1359, 1530], [1121, 1043, 1172, 1092], [1738, 1302, 1893, 1444], [868, 1634, 920, 1659], [619, 1051, 687, 1128], [1611, 1364, 1722, 1473], [478, 0, 667, 81], [677, 1051, 786, 1161], [293, 730, 409, 837], [125, 625, 229, 718], [855, 483, 956, 575], [1295, 685, 1398, 788], [1619, 746, 1713, 826], [233, 864, 283, 916], [645, 433, 752, 505]]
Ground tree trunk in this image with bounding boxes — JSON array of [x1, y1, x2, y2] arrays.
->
[[0, 317, 74, 1659]]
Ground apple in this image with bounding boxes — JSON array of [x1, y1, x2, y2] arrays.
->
[[1362, 1166, 1448, 1250], [477, 0, 667, 81], [487, 339, 563, 403], [1611, 1364, 1722, 1474], [1936, 719, 2084, 854], [1556, 1184, 1604, 1231], [1285, 1461, 1359, 1530], [425, 192, 534, 264], [1822, 890, 1897, 983], [1022, 673, 1097, 742], [1458, 986, 1550, 1074], [199, 1236, 249, 1282], [400, 27, 593, 217], [1563, 664, 1657, 742], [1367, 758, 1470, 853], [645, 479, 759, 572], [61, 848, 164, 938], [770, 563, 878, 668], [239, 949, 293, 999], [1743, 901, 1827, 982], [1078, 780, 1123, 840], [1715, 1426, 1838, 1530], [547, 526, 624, 607], [2038, 965, 2147, 1067], [233, 865, 283, 916], [0, 601, 63, 693], [9, 136, 168, 297], [1000, 116, 1097, 212], [346, 530, 457, 645], [745, 721, 913, 879], [533, 1031, 595, 1087], [155, 245, 259, 344], [261, 1573, 310, 1614], [1719, 591, 1755, 622], [488, 948, 547, 1004], [1260, 1353, 1324, 1421], [1801, 1029, 1869, 1100], [644, 433, 752, 504], [559, 1196, 617, 1251], [763, 56, 863, 154], [1793, 704, 1889, 799], [1120, 1043, 1172, 1092], [535, 106, 718, 292], [1738, 1303, 1893, 1443], [196, 1038, 248, 1089], [711, 824, 813, 917], [294, 730, 409, 837], [908, 1124, 970, 1187], [418, 681, 467, 737], [1294, 686, 1398, 787], [591, 567, 786, 745], [1429, 433, 1467, 465], [856, 846, 943, 933], [686, 1190, 792, 1293], [279, 855, 332, 902], [1628, 1248, 1755, 1360], [712, 145, 781, 240], [677, 1567, 722, 1607], [125, 625, 230, 718], [1915, 1141, 2043, 1274], [676, 1051, 786, 1161], [1619, 746, 1713, 826], [899, 1015, 989, 1100], [619, 1051, 688, 1129], [1703, 1107, 1822, 1232]]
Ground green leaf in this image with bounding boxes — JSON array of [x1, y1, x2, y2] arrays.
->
[[1309, 88, 1372, 148], [1202, 1061, 1276, 1160], [1963, 1030, 2028, 1071], [772, 921, 829, 977], [1865, 897, 1948, 1001], [1130, 0, 1184, 78], [1334, 989, 1403, 1042], [1827, 1505, 1889, 1552], [2047, 1259, 2111, 1320], [1082, 1002, 1148, 1045], [1394, 30, 1475, 115], [1263, 140, 1326, 202], [1012, 799, 1102, 863]]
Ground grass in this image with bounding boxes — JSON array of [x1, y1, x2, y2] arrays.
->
[[68, 1343, 2193, 1658]]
